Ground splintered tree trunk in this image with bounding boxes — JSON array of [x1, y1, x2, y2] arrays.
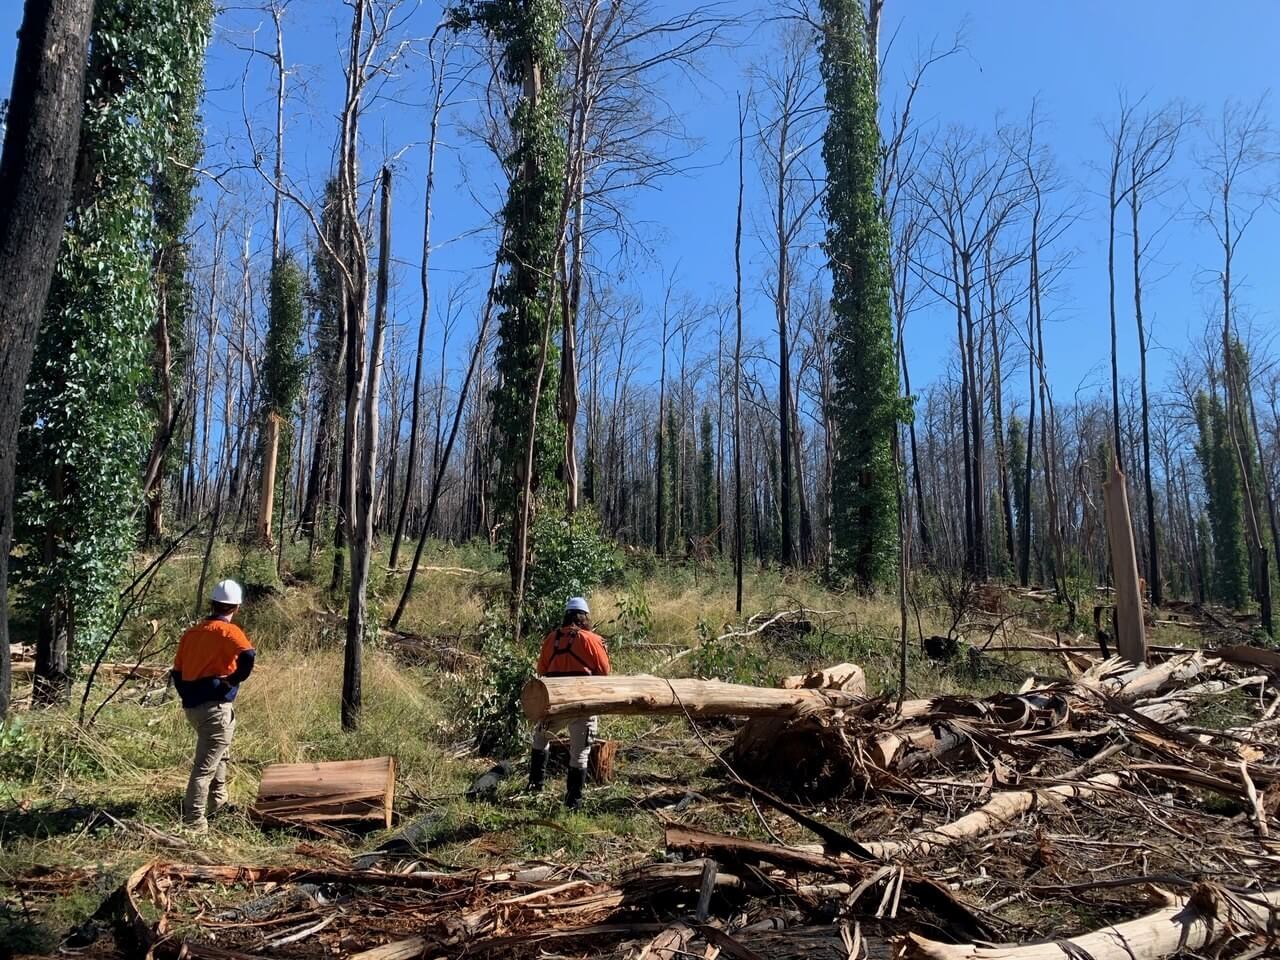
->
[[257, 413, 280, 546], [1103, 458, 1147, 663], [0, 0, 94, 721], [902, 885, 1280, 960]]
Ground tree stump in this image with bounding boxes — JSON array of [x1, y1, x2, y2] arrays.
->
[[548, 739, 617, 783]]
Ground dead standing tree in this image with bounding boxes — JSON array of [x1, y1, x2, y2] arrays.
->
[[752, 23, 823, 569], [557, 0, 732, 514], [1197, 98, 1276, 636], [913, 128, 1024, 580], [389, 33, 462, 571], [1124, 100, 1193, 606]]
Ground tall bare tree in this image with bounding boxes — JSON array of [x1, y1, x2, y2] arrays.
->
[[1197, 98, 1275, 635]]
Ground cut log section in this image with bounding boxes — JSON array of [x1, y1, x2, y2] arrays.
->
[[521, 675, 861, 724], [251, 757, 395, 830]]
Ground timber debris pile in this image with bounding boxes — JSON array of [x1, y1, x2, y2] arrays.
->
[[68, 645, 1280, 958]]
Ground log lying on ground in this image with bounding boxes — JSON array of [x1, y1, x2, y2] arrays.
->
[[1213, 644, 1280, 675], [1080, 652, 1211, 700], [779, 662, 866, 695], [251, 757, 395, 830], [665, 827, 992, 942], [900, 883, 1280, 960], [521, 675, 861, 724], [863, 771, 1123, 860]]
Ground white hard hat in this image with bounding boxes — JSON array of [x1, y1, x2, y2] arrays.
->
[[211, 579, 243, 606], [565, 596, 590, 615]]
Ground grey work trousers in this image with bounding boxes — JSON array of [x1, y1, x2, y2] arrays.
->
[[182, 701, 235, 825], [531, 716, 598, 770]]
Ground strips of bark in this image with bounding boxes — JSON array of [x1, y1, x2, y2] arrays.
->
[[900, 883, 1280, 960]]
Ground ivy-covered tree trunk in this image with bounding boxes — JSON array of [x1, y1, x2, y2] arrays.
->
[[144, 0, 211, 543], [259, 254, 306, 548], [453, 0, 567, 632], [17, 0, 211, 705], [0, 0, 95, 719], [819, 0, 898, 588], [299, 182, 346, 546], [1195, 391, 1249, 608]]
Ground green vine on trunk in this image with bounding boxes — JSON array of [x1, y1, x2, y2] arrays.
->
[[15, 0, 213, 701], [450, 0, 567, 528], [819, 0, 901, 589]]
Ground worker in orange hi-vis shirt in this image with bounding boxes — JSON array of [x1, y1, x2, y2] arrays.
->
[[529, 597, 610, 809], [171, 579, 256, 833]]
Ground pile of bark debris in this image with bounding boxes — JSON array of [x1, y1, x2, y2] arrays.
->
[[87, 645, 1280, 959]]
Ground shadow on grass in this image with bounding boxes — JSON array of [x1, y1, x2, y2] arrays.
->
[[0, 801, 140, 843]]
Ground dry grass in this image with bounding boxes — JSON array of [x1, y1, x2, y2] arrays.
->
[[0, 538, 1121, 953]]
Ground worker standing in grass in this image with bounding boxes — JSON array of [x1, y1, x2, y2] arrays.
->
[[171, 580, 256, 833], [529, 597, 610, 808]]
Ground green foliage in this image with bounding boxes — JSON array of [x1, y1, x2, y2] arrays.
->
[[452, 0, 566, 527], [0, 720, 40, 783], [612, 583, 654, 647], [1008, 415, 1029, 542], [149, 0, 210, 395], [263, 253, 308, 415], [820, 0, 900, 588], [465, 608, 535, 757], [524, 510, 623, 635], [689, 622, 770, 685], [698, 409, 718, 543], [1195, 391, 1249, 608], [15, 0, 213, 664]]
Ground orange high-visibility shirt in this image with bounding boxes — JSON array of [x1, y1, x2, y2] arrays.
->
[[173, 618, 253, 682], [536, 627, 610, 677]]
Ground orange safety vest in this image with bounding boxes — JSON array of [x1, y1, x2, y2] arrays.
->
[[537, 626, 610, 677]]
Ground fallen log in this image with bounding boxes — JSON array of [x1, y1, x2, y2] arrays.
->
[[1213, 644, 1280, 674], [665, 828, 990, 942], [862, 771, 1124, 860], [1080, 652, 1211, 701], [666, 825, 864, 877], [521, 675, 861, 724], [251, 757, 395, 830], [778, 662, 866, 694], [900, 883, 1280, 960]]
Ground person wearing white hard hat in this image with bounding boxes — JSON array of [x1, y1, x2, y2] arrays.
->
[[171, 579, 256, 832], [529, 597, 610, 808]]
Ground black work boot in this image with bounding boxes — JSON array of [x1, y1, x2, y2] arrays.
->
[[528, 749, 548, 793], [565, 767, 586, 809]]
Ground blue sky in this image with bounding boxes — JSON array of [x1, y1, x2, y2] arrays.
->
[[2, 0, 1276, 409]]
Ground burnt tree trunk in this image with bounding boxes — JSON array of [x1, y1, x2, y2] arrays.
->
[[0, 0, 94, 719]]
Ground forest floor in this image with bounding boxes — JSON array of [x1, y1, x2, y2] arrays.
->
[[1, 540, 1276, 959]]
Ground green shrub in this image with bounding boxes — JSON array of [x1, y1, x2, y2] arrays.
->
[[0, 720, 40, 784], [688, 620, 771, 685], [465, 608, 535, 758], [611, 583, 653, 648], [524, 509, 622, 634]]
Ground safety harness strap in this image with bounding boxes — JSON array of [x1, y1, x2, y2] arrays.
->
[[548, 627, 594, 675]]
